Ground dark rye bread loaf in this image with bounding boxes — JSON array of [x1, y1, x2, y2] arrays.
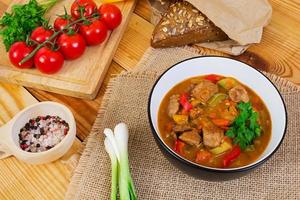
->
[[151, 1, 228, 48]]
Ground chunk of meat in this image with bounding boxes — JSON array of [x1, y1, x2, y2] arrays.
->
[[228, 85, 249, 103], [173, 124, 192, 132], [192, 80, 218, 103], [203, 125, 224, 148], [168, 94, 180, 117], [179, 129, 201, 146], [185, 83, 196, 93], [189, 107, 204, 119], [167, 131, 177, 140]]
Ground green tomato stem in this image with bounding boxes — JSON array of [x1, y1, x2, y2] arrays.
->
[[19, 17, 79, 64]]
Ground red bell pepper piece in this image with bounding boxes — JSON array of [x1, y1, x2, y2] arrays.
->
[[204, 74, 224, 83], [174, 139, 185, 156], [180, 93, 193, 112], [223, 145, 241, 167]]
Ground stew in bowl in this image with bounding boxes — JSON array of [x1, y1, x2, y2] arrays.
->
[[158, 75, 271, 168]]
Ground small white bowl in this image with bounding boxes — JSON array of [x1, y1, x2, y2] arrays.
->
[[0, 101, 76, 164], [148, 56, 287, 179]]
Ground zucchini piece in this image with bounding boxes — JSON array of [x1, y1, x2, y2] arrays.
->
[[210, 141, 232, 155], [208, 93, 228, 107]]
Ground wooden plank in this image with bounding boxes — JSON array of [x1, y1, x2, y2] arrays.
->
[[0, 0, 136, 99], [0, 1, 7, 15], [0, 140, 82, 199], [0, 82, 82, 199], [135, 0, 152, 21], [114, 14, 153, 70], [28, 61, 125, 141], [237, 0, 300, 84]]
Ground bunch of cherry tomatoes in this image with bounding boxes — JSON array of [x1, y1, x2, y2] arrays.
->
[[9, 0, 122, 74]]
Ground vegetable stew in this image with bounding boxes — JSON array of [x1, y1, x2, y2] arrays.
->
[[158, 74, 271, 168]]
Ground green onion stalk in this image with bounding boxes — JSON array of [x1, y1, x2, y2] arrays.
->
[[104, 123, 138, 200], [104, 138, 118, 200]]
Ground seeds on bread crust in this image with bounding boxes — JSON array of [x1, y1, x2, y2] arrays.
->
[[151, 1, 229, 48]]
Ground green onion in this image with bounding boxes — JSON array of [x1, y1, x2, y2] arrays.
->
[[104, 138, 118, 200], [104, 123, 138, 200]]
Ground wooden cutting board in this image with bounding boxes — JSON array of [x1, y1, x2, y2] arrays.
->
[[0, 82, 82, 199], [0, 0, 136, 99]]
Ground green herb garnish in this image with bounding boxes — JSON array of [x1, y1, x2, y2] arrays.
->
[[226, 102, 261, 150], [0, 0, 58, 51]]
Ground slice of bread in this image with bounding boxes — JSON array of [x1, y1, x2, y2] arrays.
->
[[151, 1, 228, 48]]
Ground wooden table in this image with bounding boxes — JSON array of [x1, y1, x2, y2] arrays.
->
[[0, 0, 299, 198]]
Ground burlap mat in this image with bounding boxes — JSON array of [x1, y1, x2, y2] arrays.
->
[[66, 47, 300, 200]]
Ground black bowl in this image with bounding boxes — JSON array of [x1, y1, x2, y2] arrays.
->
[[148, 56, 287, 181]]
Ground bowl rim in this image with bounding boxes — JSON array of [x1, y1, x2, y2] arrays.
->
[[147, 55, 288, 173]]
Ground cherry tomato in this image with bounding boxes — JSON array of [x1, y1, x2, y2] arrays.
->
[[8, 42, 34, 69], [71, 0, 97, 19], [54, 17, 78, 32], [79, 20, 108, 46], [98, 4, 122, 30], [34, 47, 64, 74], [57, 33, 86, 60], [30, 26, 54, 44]]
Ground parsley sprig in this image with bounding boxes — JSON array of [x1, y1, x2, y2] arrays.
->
[[226, 102, 262, 150], [0, 0, 58, 51]]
